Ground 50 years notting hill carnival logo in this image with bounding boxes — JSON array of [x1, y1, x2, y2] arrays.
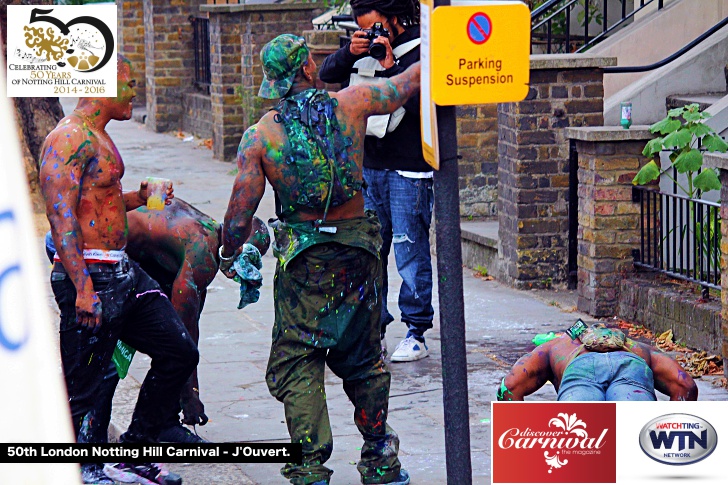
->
[[492, 403, 616, 483], [6, 5, 117, 98]]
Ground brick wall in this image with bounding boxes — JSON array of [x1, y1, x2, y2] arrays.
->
[[143, 0, 198, 133], [497, 55, 615, 289], [708, 152, 728, 377], [118, 0, 146, 107], [458, 104, 498, 217], [567, 126, 655, 317], [619, 275, 722, 356], [203, 3, 325, 161], [183, 92, 212, 139]]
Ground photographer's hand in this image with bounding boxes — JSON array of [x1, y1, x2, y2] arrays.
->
[[373, 36, 395, 69], [349, 30, 370, 56]]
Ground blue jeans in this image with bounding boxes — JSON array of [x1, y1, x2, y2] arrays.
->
[[362, 168, 434, 338], [557, 351, 657, 401]]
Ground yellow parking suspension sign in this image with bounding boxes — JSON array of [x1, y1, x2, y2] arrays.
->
[[430, 1, 530, 106]]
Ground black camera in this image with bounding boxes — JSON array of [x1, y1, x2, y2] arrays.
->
[[361, 22, 390, 60]]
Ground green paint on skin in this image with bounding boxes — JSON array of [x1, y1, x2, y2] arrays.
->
[[272, 89, 361, 222], [65, 139, 93, 165], [497, 378, 514, 401]]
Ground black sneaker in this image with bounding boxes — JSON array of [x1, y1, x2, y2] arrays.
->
[[157, 423, 208, 443], [103, 463, 182, 485], [81, 463, 114, 484]]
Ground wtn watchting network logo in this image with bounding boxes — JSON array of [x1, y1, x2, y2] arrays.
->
[[639, 414, 718, 466], [6, 5, 117, 98], [492, 403, 616, 483]]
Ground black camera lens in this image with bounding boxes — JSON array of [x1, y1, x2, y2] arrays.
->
[[368, 43, 387, 60]]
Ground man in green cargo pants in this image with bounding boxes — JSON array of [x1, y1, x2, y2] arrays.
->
[[219, 34, 421, 485]]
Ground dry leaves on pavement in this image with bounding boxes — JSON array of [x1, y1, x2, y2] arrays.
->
[[616, 319, 724, 378]]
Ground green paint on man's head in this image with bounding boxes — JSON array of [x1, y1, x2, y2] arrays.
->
[[258, 34, 310, 99]]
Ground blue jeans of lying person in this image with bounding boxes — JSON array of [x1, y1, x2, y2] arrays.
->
[[362, 168, 434, 338], [557, 351, 657, 401]]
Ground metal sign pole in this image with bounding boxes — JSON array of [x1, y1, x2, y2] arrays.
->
[[432, 1, 472, 483]]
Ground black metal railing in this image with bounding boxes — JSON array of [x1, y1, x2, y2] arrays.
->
[[191, 17, 211, 94], [531, 0, 664, 54], [604, 14, 728, 73], [632, 185, 721, 296]]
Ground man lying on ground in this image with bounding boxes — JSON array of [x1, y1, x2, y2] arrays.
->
[[497, 322, 698, 401]]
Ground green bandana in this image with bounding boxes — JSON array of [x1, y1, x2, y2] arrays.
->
[[259, 34, 310, 99]]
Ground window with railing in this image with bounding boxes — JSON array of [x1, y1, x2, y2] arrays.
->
[[531, 0, 665, 54], [191, 16, 211, 94]]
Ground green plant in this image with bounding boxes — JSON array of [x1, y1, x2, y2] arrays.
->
[[474, 265, 489, 278], [234, 85, 264, 129], [633, 103, 728, 196], [633, 103, 727, 279]]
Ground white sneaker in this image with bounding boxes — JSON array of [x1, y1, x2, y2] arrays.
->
[[390, 336, 429, 362]]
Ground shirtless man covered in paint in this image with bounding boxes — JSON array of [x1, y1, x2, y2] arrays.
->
[[126, 200, 270, 440], [40, 55, 196, 485], [220, 34, 421, 485], [45, 201, 271, 444], [497, 327, 698, 402]]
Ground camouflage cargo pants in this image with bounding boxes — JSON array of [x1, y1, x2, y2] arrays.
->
[[266, 242, 402, 485]]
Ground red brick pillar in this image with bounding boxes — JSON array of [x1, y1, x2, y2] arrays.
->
[[567, 127, 655, 317], [143, 0, 197, 132], [458, 104, 498, 217], [202, 3, 325, 161], [118, 0, 146, 107], [704, 152, 728, 378], [497, 55, 615, 289]]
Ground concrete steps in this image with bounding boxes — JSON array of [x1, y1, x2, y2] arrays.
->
[[666, 92, 728, 111], [460, 219, 499, 275]]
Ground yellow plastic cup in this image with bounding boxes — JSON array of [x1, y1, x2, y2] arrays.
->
[[146, 177, 170, 210]]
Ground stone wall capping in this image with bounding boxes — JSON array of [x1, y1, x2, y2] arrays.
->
[[530, 54, 617, 70], [703, 152, 728, 170], [201, 2, 325, 13], [566, 126, 654, 142]]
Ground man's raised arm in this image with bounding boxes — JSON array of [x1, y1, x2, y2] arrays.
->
[[220, 125, 266, 273], [338, 62, 421, 118]]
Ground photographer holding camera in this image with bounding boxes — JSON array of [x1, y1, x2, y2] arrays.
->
[[319, 0, 434, 363]]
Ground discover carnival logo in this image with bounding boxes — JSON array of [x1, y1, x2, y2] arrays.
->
[[493, 403, 616, 483], [639, 414, 718, 465]]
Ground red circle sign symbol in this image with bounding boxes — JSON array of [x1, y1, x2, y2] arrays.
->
[[467, 12, 492, 45]]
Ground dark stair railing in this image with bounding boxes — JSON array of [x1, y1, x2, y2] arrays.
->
[[532, 0, 664, 54], [604, 14, 728, 73]]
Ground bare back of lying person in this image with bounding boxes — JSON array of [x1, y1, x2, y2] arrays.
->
[[40, 55, 196, 485], [497, 332, 698, 402], [221, 35, 420, 485]]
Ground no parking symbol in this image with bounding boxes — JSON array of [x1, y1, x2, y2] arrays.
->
[[467, 12, 491, 45]]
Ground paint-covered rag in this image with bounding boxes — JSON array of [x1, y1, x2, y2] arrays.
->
[[233, 243, 263, 309]]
